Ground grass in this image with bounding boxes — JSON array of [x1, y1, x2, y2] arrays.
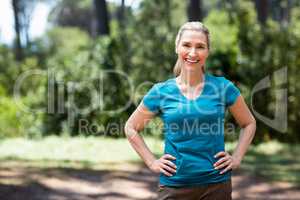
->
[[0, 136, 299, 186], [0, 136, 164, 169], [226, 141, 300, 186]]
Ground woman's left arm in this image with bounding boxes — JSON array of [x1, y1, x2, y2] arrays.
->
[[214, 95, 256, 174]]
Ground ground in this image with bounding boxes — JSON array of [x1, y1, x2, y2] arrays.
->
[[0, 162, 299, 200]]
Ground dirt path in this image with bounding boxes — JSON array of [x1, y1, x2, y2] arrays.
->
[[0, 163, 299, 200]]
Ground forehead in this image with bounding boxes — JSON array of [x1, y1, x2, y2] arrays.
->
[[180, 30, 207, 44]]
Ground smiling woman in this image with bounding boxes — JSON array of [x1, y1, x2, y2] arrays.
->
[[173, 22, 210, 77], [125, 21, 256, 200], [174, 23, 209, 100]]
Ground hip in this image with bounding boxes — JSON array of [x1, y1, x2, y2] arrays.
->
[[157, 179, 232, 200]]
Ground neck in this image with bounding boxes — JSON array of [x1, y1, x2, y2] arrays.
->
[[178, 68, 204, 87]]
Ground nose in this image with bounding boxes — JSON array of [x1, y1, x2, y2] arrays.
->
[[188, 48, 197, 57]]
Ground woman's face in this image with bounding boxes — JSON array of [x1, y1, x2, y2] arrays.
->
[[177, 30, 209, 72]]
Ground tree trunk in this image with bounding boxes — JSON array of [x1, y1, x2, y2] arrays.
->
[[93, 0, 110, 36], [12, 0, 23, 60], [117, 0, 125, 28], [187, 0, 202, 21], [254, 0, 269, 25], [279, 0, 291, 26]]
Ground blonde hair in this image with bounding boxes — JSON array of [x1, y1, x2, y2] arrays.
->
[[173, 22, 210, 77]]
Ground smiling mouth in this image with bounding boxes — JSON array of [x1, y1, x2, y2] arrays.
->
[[184, 58, 199, 64]]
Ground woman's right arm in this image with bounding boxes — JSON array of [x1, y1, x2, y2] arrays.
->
[[124, 102, 177, 176]]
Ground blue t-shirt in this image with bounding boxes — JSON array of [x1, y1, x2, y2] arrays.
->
[[142, 73, 241, 186]]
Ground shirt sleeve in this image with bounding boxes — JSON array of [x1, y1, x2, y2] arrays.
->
[[142, 84, 161, 113], [223, 78, 241, 107]]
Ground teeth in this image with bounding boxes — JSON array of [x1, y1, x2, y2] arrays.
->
[[185, 59, 199, 63]]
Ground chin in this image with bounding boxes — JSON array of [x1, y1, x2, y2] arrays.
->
[[183, 64, 202, 71]]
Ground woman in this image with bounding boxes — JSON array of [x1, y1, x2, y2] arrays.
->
[[124, 22, 256, 200]]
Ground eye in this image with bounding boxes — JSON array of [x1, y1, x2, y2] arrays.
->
[[182, 43, 190, 47], [196, 45, 206, 49]]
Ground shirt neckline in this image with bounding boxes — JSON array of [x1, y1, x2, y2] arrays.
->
[[173, 73, 208, 101]]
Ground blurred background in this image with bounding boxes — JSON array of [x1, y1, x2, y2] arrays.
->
[[0, 0, 299, 199]]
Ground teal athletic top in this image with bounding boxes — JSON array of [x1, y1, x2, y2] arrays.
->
[[142, 73, 241, 187]]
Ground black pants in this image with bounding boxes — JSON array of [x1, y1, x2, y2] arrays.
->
[[157, 179, 232, 200]]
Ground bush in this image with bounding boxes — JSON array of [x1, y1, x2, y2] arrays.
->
[[0, 96, 43, 139]]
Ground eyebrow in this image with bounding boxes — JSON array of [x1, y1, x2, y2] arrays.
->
[[182, 41, 207, 46]]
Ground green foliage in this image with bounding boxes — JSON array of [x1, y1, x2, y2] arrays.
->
[[0, 97, 24, 138], [205, 11, 239, 54], [232, 0, 300, 142], [0, 42, 46, 138], [0, 96, 43, 139], [40, 27, 97, 135], [0, 45, 19, 94], [285, 7, 300, 142], [204, 10, 239, 75], [130, 0, 184, 83], [38, 27, 133, 136]]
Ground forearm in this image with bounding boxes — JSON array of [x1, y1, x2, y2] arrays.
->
[[232, 121, 256, 163], [125, 126, 156, 168]]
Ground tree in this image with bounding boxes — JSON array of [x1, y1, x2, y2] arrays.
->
[[253, 0, 269, 24], [49, 0, 110, 36], [12, 0, 37, 60], [187, 0, 203, 21], [117, 0, 125, 28], [12, 0, 23, 60], [48, 0, 93, 34], [92, 0, 110, 36], [270, 0, 293, 27]]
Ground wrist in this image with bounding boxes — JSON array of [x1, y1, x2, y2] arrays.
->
[[232, 153, 242, 164], [146, 158, 156, 169]]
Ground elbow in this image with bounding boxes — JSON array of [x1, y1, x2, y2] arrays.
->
[[240, 117, 256, 129], [246, 117, 256, 133], [251, 116, 256, 128], [124, 121, 131, 138], [124, 120, 137, 140]]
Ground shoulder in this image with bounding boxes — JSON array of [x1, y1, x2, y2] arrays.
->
[[206, 73, 235, 87], [142, 78, 176, 108], [150, 78, 177, 93]]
